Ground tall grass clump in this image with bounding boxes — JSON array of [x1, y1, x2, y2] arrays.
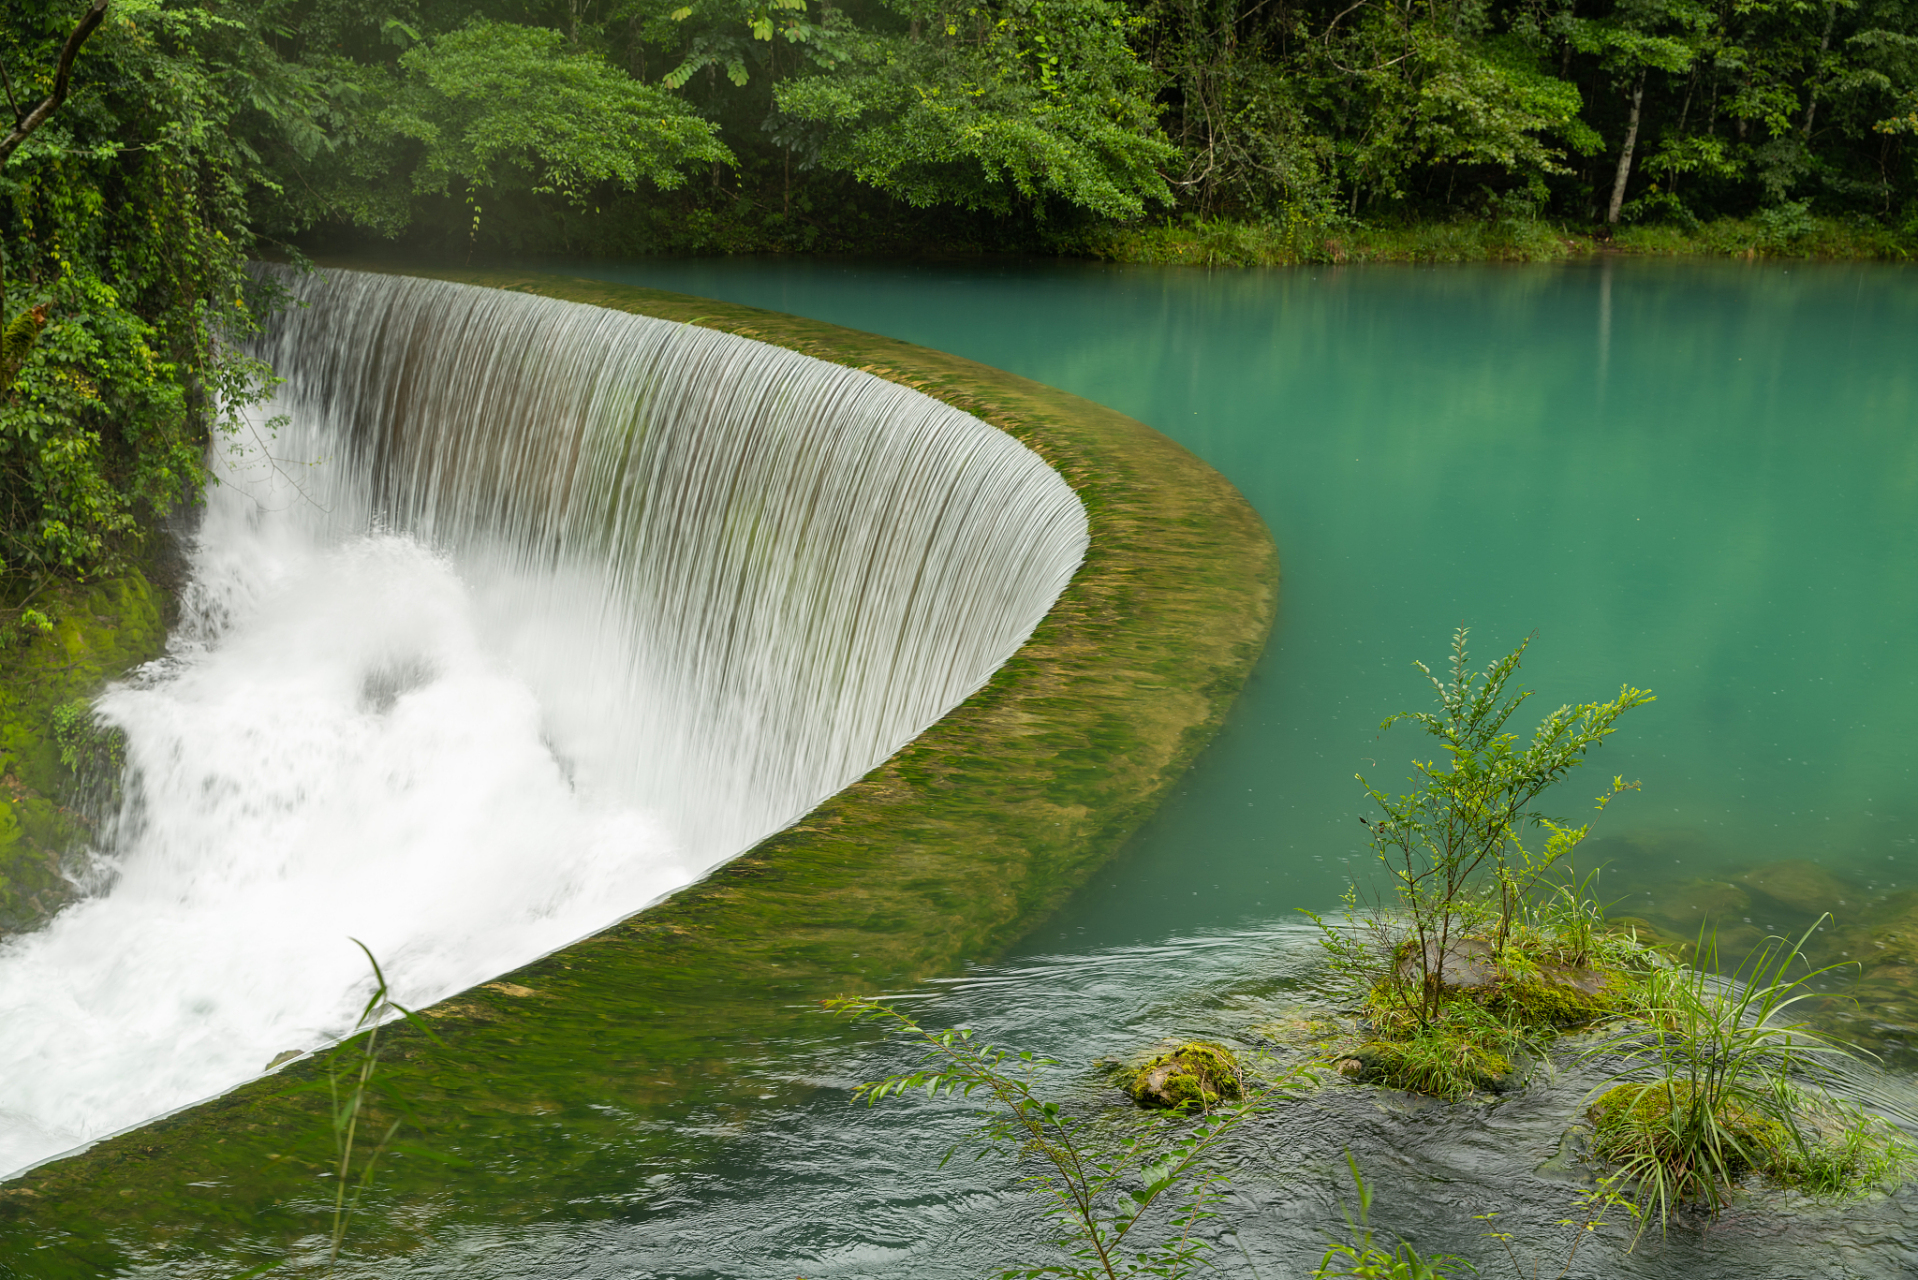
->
[[1586, 920, 1909, 1231]]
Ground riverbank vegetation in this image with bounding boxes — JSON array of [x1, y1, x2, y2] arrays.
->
[[4, 0, 1913, 282], [1310, 630, 1908, 1228], [0, 0, 272, 933], [258, 0, 1918, 261]]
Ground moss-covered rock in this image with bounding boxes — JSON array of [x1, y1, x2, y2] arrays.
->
[[0, 570, 169, 937], [1387, 935, 1630, 1031], [1486, 967, 1627, 1027], [1589, 1080, 1788, 1179], [1126, 1042, 1244, 1110]]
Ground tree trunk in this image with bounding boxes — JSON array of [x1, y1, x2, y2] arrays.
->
[[1606, 69, 1648, 225], [1801, 0, 1839, 139]]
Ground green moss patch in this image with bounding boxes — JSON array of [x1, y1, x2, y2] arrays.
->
[[1484, 968, 1627, 1028], [1126, 1042, 1244, 1110], [1589, 1081, 1787, 1180], [1353, 1020, 1515, 1100], [0, 572, 168, 937]]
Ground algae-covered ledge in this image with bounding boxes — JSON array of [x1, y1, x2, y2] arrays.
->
[[0, 268, 1277, 1268]]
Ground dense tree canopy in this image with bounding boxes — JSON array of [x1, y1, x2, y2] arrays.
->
[[0, 0, 1913, 578], [0, 0, 266, 578], [227, 0, 1914, 238]]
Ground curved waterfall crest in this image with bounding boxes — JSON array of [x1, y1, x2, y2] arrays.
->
[[0, 265, 1086, 1178], [247, 264, 1090, 856]]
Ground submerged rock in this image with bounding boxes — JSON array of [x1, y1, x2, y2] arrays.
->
[[1637, 877, 1751, 932], [1125, 1041, 1244, 1110], [1737, 859, 1859, 918]]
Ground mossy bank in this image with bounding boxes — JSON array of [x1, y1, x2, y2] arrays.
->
[[0, 269, 1278, 1275], [0, 573, 169, 937]]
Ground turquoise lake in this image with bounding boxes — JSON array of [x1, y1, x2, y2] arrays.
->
[[548, 256, 1918, 950]]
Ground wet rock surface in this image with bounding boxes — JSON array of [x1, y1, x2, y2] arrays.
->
[[1122, 1040, 1245, 1109], [0, 572, 169, 939]]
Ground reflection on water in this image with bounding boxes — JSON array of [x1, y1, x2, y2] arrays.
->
[[359, 924, 1918, 1280]]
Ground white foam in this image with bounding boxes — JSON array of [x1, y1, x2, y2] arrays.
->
[[0, 267, 1087, 1177]]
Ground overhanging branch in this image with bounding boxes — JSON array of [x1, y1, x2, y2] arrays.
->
[[0, 0, 111, 168]]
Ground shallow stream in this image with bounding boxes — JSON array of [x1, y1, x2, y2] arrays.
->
[[321, 924, 1918, 1279]]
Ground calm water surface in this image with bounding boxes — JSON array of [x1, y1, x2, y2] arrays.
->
[[546, 256, 1918, 948]]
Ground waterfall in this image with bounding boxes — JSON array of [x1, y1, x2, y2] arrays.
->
[[0, 267, 1088, 1177]]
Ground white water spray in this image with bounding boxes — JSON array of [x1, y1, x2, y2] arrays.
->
[[0, 268, 1087, 1176]]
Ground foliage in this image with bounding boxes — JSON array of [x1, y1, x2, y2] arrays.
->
[[1473, 1177, 1639, 1280], [829, 995, 1309, 1279], [1328, 629, 1651, 1031], [1584, 920, 1905, 1231], [1313, 1154, 1474, 1279], [1353, 1002, 1523, 1099], [771, 0, 1177, 219], [287, 20, 734, 241], [288, 940, 456, 1276], [119, 0, 1913, 258], [50, 693, 121, 775], [0, 0, 279, 581]]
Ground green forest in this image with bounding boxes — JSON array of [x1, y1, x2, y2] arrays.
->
[[0, 0, 1915, 578]]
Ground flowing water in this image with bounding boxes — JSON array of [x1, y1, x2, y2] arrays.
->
[[8, 257, 1918, 1277], [429, 254, 1914, 1279], [0, 268, 1086, 1177], [543, 255, 1918, 956], [329, 922, 1918, 1280]]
